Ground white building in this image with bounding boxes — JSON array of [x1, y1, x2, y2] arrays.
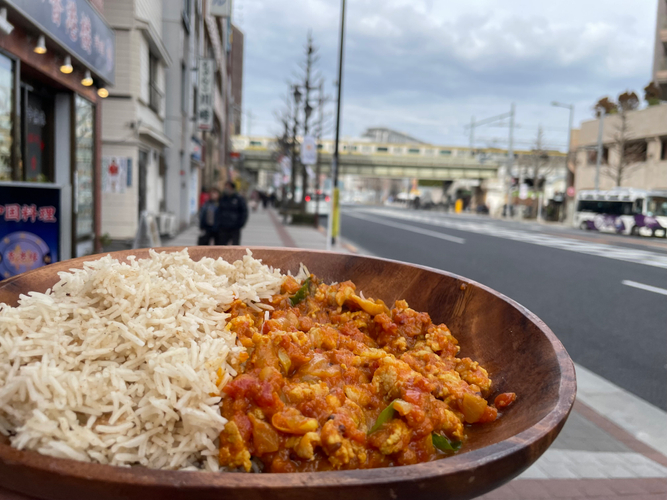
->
[[101, 0, 171, 240]]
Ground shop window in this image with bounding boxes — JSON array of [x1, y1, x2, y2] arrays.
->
[[0, 53, 14, 181], [74, 96, 94, 247], [23, 90, 53, 183]]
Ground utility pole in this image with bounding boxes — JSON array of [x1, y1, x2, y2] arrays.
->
[[300, 33, 316, 212], [595, 111, 605, 191], [289, 85, 302, 204], [315, 80, 325, 229], [469, 116, 475, 156], [506, 103, 516, 218], [329, 0, 347, 249]]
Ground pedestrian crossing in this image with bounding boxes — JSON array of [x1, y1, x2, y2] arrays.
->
[[356, 208, 667, 270]]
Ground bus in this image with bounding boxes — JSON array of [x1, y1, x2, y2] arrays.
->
[[574, 188, 667, 237]]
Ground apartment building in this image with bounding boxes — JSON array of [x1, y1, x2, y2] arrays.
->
[[101, 0, 170, 240], [653, 0, 667, 97], [575, 105, 667, 191]]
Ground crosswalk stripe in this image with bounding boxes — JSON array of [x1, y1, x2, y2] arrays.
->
[[622, 280, 667, 296]]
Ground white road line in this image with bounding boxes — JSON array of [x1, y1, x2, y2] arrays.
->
[[357, 208, 667, 270], [621, 280, 667, 296], [346, 212, 465, 244]]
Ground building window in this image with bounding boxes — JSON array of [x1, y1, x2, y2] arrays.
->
[[661, 138, 667, 160], [393, 147, 403, 154], [74, 96, 94, 246], [623, 140, 647, 163], [377, 147, 388, 153], [408, 148, 421, 154], [0, 53, 14, 181], [249, 140, 262, 146], [182, 0, 191, 30], [440, 150, 452, 156], [181, 63, 187, 115], [588, 147, 609, 165], [149, 53, 161, 113], [23, 89, 54, 182]]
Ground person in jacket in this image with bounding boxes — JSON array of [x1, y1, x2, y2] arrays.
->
[[198, 187, 220, 245], [215, 181, 248, 245]]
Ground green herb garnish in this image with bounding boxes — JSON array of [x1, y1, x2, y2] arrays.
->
[[290, 277, 311, 306], [431, 432, 462, 452], [369, 400, 397, 434]]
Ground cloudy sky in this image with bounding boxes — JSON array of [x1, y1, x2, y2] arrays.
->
[[234, 0, 657, 151]]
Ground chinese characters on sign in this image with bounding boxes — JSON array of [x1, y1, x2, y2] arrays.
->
[[6, 0, 115, 84], [197, 58, 215, 131], [0, 185, 61, 280]]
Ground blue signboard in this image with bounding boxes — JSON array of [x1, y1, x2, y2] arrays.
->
[[6, 0, 115, 85], [0, 184, 61, 280]]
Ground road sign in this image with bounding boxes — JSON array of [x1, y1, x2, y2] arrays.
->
[[301, 135, 317, 165], [567, 186, 576, 197]]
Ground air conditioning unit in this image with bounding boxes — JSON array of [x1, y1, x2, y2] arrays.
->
[[158, 213, 177, 237]]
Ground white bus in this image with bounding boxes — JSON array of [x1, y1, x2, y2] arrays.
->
[[574, 188, 667, 237]]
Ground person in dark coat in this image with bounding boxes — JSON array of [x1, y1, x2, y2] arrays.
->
[[198, 188, 220, 245], [215, 181, 248, 245]]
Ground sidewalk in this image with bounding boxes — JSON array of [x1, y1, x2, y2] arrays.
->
[[163, 207, 365, 253], [163, 208, 667, 499]]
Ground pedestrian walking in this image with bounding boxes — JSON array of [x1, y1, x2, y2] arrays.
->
[[215, 181, 248, 245], [198, 187, 220, 245]]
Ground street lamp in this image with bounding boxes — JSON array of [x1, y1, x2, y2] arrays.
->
[[552, 101, 575, 220]]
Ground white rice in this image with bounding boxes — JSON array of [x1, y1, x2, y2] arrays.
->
[[0, 249, 285, 471]]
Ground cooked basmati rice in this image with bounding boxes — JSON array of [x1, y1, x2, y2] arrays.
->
[[0, 249, 284, 471]]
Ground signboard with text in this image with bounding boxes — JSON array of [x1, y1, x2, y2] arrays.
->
[[0, 184, 60, 280], [197, 58, 215, 131], [6, 0, 115, 84], [300, 135, 317, 165]]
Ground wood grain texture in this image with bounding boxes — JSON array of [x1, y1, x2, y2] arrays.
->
[[0, 247, 577, 500]]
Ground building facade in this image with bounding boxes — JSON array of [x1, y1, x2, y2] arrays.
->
[[101, 0, 170, 240], [0, 0, 115, 268], [575, 105, 667, 192], [652, 0, 667, 97], [230, 24, 243, 136]]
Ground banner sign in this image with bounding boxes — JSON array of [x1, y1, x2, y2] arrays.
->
[[6, 0, 115, 84], [197, 58, 215, 131], [0, 184, 60, 280], [102, 156, 128, 193], [301, 135, 317, 165]]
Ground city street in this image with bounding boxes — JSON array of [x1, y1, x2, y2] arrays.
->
[[341, 206, 667, 411]]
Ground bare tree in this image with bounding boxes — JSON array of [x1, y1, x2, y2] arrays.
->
[[602, 91, 645, 187]]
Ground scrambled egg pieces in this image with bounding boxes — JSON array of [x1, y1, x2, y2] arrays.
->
[[219, 276, 514, 472]]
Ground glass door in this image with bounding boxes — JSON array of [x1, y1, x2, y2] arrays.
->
[[73, 95, 94, 256]]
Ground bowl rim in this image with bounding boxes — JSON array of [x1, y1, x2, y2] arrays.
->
[[0, 246, 577, 490]]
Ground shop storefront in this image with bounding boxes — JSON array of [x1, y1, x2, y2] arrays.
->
[[0, 0, 114, 277]]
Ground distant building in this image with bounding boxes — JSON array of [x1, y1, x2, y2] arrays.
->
[[361, 127, 426, 145], [653, 0, 667, 97], [231, 25, 244, 136], [575, 105, 667, 192]]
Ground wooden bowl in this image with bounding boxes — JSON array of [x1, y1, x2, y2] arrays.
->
[[0, 247, 576, 500]]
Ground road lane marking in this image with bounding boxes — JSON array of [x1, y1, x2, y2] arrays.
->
[[345, 212, 465, 244], [621, 280, 667, 296], [356, 208, 667, 270]]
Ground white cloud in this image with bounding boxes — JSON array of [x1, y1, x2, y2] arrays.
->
[[237, 0, 657, 148]]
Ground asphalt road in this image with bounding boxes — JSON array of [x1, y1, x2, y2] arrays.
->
[[340, 206, 667, 410]]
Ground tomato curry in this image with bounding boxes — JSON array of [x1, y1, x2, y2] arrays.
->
[[219, 275, 515, 473]]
